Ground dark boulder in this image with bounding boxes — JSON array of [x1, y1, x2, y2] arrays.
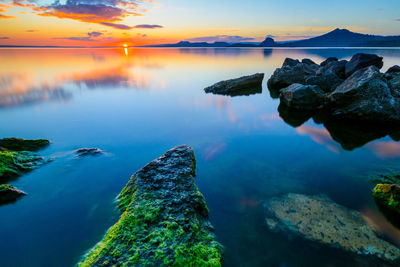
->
[[320, 57, 338, 67], [205, 73, 264, 96], [345, 53, 383, 77], [389, 73, 400, 97], [280, 84, 326, 110], [301, 58, 317, 65], [306, 69, 344, 92], [329, 66, 399, 122], [386, 65, 400, 74], [267, 60, 318, 91], [78, 146, 223, 266], [0, 184, 26, 205]]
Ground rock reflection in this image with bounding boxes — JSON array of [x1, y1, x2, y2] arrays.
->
[[279, 102, 400, 152]]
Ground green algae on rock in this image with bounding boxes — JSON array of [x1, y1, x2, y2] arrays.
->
[[373, 184, 400, 213], [265, 193, 400, 262], [0, 150, 47, 180], [0, 138, 50, 152], [78, 145, 223, 267], [0, 184, 26, 204]]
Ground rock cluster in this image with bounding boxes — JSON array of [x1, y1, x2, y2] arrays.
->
[[78, 146, 223, 266], [205, 73, 264, 96], [268, 53, 400, 123], [0, 184, 26, 204], [265, 193, 400, 262], [373, 184, 400, 214]]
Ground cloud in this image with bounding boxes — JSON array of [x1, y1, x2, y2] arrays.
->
[[88, 31, 103, 37], [185, 35, 255, 43], [396, 19, 400, 22], [0, 36, 9, 39], [10, 0, 156, 29], [133, 24, 163, 29], [54, 31, 104, 41], [26, 29, 38, 32], [100, 22, 132, 29], [0, 2, 15, 18]]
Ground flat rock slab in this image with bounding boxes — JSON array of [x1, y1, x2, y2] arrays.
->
[[0, 138, 49, 152], [265, 193, 400, 262], [0, 150, 47, 180], [78, 145, 223, 266], [204, 73, 264, 96]]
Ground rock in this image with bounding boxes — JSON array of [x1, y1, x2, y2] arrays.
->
[[0, 184, 26, 204], [78, 146, 223, 266], [267, 60, 318, 91], [320, 57, 338, 67], [373, 184, 400, 214], [0, 150, 47, 180], [345, 53, 383, 77], [204, 73, 264, 96], [388, 73, 400, 97], [306, 70, 343, 92], [386, 65, 400, 74], [75, 148, 105, 157], [301, 58, 317, 65], [0, 138, 49, 152], [329, 66, 400, 122], [265, 193, 400, 262], [280, 83, 326, 110]]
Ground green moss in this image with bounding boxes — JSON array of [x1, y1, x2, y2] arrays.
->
[[0, 183, 26, 203], [0, 138, 50, 152], [0, 150, 45, 180], [373, 184, 400, 213]]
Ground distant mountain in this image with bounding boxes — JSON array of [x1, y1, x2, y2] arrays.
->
[[274, 28, 400, 47], [142, 29, 400, 48]]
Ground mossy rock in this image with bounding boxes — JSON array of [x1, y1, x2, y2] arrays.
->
[[0, 138, 50, 152], [0, 184, 26, 204], [0, 150, 46, 180], [78, 146, 223, 267], [373, 184, 400, 213]]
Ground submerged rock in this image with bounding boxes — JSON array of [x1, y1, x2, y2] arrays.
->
[[373, 184, 400, 214], [265, 193, 400, 262], [75, 148, 105, 157], [0, 137, 49, 152], [0, 184, 26, 204], [345, 53, 383, 77], [204, 73, 264, 96], [0, 150, 47, 180], [78, 145, 223, 266]]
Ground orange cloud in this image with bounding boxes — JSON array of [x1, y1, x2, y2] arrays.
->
[[367, 141, 400, 159], [297, 125, 341, 153]]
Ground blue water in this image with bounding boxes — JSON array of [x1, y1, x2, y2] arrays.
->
[[1, 47, 400, 266]]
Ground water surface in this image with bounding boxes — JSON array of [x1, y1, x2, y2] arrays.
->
[[1, 47, 400, 266]]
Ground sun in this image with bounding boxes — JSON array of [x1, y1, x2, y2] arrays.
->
[[123, 44, 128, 48]]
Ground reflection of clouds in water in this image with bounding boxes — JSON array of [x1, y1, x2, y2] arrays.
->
[[367, 141, 400, 159], [361, 207, 400, 247], [0, 64, 161, 107], [202, 142, 227, 162], [297, 125, 341, 153]]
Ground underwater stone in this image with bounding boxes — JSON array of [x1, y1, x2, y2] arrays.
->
[[0, 184, 26, 204], [373, 184, 400, 213], [75, 148, 105, 157], [204, 73, 264, 96], [0, 137, 49, 152], [264, 193, 400, 262], [78, 145, 223, 266]]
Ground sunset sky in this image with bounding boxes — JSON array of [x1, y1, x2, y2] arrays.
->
[[0, 0, 399, 47]]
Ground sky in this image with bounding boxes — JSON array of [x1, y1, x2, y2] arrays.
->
[[0, 0, 399, 47]]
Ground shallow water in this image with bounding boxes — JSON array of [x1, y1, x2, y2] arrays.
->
[[1, 47, 400, 266]]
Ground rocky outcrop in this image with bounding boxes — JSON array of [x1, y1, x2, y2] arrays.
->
[[0, 184, 26, 205], [268, 54, 400, 124], [280, 84, 326, 110], [0, 137, 49, 152], [78, 146, 223, 266], [373, 184, 400, 214], [204, 73, 264, 96], [386, 65, 400, 74], [345, 53, 383, 77], [265, 193, 400, 262]]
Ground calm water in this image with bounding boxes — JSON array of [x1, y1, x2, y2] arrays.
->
[[1, 47, 400, 266]]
